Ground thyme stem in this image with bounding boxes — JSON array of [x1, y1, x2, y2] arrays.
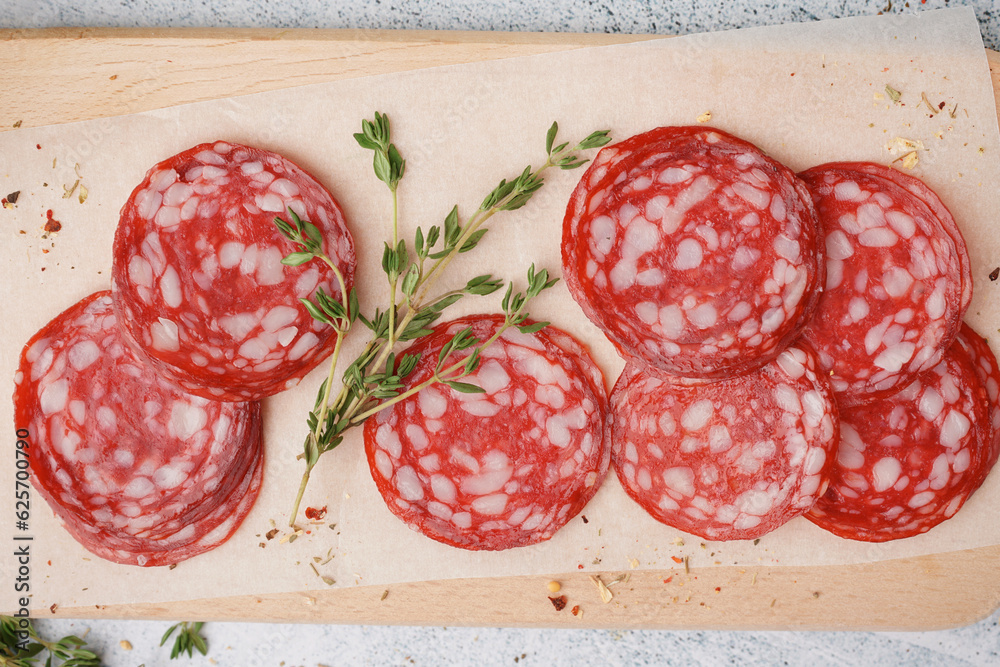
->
[[280, 115, 610, 526], [387, 186, 400, 352], [289, 329, 345, 526]]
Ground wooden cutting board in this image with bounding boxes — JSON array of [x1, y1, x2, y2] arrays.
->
[[2, 27, 1000, 630]]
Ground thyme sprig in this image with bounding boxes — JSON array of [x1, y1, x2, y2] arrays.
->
[[282, 115, 610, 526], [1, 616, 101, 667], [160, 622, 208, 660]]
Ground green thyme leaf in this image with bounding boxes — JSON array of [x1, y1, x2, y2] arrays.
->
[[459, 228, 488, 253], [545, 121, 558, 155], [160, 621, 208, 661], [444, 205, 461, 246], [281, 251, 314, 267], [428, 293, 463, 313], [354, 132, 379, 150], [300, 298, 330, 324], [446, 380, 485, 394], [517, 321, 549, 334], [577, 130, 613, 150]]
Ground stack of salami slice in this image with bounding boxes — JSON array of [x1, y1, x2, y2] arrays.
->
[[14, 141, 356, 566], [563, 126, 1000, 542]]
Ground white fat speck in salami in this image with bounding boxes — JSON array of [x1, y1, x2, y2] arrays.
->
[[807, 323, 998, 542], [610, 342, 839, 541], [112, 141, 356, 401], [363, 315, 609, 551], [13, 292, 263, 566], [562, 126, 823, 378], [797, 162, 968, 405]]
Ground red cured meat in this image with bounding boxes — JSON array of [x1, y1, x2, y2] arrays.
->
[[954, 324, 1000, 488], [610, 343, 839, 541], [112, 141, 356, 401], [807, 324, 998, 542], [64, 445, 264, 567], [364, 315, 609, 551], [798, 163, 968, 405], [14, 292, 263, 566], [562, 126, 823, 378], [840, 162, 972, 315]]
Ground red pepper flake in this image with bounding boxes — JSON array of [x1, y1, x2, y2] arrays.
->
[[577, 563, 584, 570], [581, 515, 589, 524], [671, 556, 684, 564], [47, 560, 51, 566], [44, 209, 61, 233], [548, 595, 567, 611], [714, 587, 721, 593], [790, 72, 795, 76], [49, 603, 58, 614], [305, 506, 328, 521], [989, 267, 999, 281], [571, 605, 581, 616], [663, 576, 673, 584]]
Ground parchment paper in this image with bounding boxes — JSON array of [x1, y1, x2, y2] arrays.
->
[[2, 7, 999, 611]]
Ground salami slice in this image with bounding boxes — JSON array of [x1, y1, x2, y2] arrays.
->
[[562, 126, 823, 378], [841, 162, 972, 314], [364, 315, 609, 551], [954, 324, 1000, 488], [797, 162, 968, 405], [610, 343, 839, 541], [112, 141, 356, 401], [806, 324, 999, 542], [14, 292, 263, 566]]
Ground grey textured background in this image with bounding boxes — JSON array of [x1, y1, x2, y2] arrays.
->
[[6, 0, 1000, 664], [4, 0, 1000, 49]]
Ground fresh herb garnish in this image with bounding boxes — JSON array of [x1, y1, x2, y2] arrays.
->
[[277, 115, 611, 526], [1, 615, 101, 667], [160, 621, 207, 660]]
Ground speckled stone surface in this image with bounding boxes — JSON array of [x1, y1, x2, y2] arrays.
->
[[6, 0, 1000, 664], [3, 0, 999, 49]]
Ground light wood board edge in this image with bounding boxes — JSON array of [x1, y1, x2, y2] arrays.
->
[[3, 28, 1000, 630], [50, 544, 1000, 630]]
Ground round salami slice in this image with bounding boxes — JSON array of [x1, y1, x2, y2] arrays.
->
[[14, 292, 263, 566], [797, 162, 967, 405], [364, 315, 609, 551], [610, 343, 839, 541], [112, 140, 356, 401], [806, 324, 998, 542], [562, 126, 823, 378]]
